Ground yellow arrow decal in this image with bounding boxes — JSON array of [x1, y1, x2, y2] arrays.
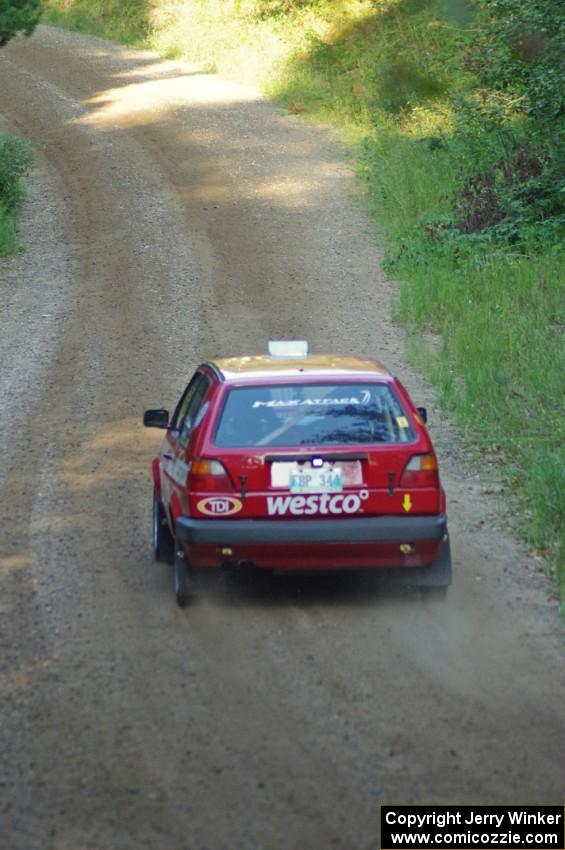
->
[[403, 494, 412, 512]]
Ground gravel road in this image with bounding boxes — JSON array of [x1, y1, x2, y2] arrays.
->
[[1, 26, 563, 850]]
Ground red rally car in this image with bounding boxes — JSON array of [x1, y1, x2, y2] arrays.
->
[[144, 342, 452, 606]]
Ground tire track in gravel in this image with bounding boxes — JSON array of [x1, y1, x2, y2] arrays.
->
[[0, 25, 563, 850]]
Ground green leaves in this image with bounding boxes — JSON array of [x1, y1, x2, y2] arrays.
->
[[0, 133, 33, 256], [0, 134, 33, 212], [0, 0, 42, 47], [473, 0, 565, 121]]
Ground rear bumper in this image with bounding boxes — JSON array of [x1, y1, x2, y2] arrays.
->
[[176, 513, 447, 546], [176, 514, 449, 572]]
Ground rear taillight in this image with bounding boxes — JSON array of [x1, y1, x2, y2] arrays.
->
[[188, 459, 233, 493], [399, 453, 439, 488]]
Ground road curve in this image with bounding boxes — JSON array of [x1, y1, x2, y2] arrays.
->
[[1, 26, 563, 850]]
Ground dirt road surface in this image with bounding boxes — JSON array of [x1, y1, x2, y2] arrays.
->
[[1, 26, 563, 850]]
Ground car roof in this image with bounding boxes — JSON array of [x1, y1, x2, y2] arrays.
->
[[207, 354, 393, 383]]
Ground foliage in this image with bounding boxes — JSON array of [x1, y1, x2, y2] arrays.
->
[[472, 0, 565, 123], [44, 0, 150, 44], [0, 134, 33, 255], [0, 0, 42, 46], [0, 133, 33, 210], [442, 0, 565, 250], [251, 0, 326, 15]]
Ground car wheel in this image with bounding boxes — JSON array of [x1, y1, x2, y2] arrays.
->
[[174, 544, 194, 608], [152, 490, 174, 564]]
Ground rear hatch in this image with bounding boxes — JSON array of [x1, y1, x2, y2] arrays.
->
[[194, 380, 440, 518]]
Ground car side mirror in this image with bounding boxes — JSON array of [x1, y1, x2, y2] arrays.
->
[[417, 406, 428, 424], [143, 408, 169, 429]]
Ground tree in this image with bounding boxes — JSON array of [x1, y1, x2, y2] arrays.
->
[[0, 0, 42, 47]]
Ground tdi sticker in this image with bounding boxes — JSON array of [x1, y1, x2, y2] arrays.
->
[[267, 490, 369, 517], [197, 496, 243, 517]]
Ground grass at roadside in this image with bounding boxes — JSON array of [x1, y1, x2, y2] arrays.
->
[[42, 0, 150, 44], [0, 134, 34, 256], [360, 124, 564, 589], [42, 0, 564, 606]]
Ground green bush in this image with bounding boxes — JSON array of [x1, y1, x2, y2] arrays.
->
[[44, 0, 149, 44], [0, 0, 42, 47], [0, 134, 33, 211], [0, 134, 33, 255]]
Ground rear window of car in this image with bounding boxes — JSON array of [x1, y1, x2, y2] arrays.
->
[[213, 383, 416, 448]]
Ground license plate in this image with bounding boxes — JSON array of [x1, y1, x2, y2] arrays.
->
[[270, 461, 362, 489], [289, 466, 343, 494]]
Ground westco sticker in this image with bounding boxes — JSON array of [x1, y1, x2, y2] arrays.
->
[[267, 491, 369, 517], [197, 497, 243, 517]]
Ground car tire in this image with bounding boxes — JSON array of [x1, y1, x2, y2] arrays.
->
[[174, 543, 194, 608], [152, 490, 174, 564]]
